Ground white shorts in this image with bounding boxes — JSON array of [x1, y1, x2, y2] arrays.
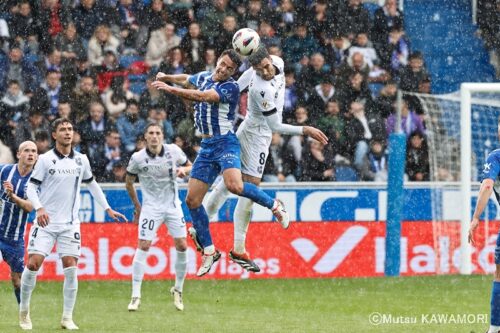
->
[[27, 223, 81, 258], [237, 121, 272, 178], [138, 208, 187, 241]]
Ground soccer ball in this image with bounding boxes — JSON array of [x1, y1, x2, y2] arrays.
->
[[232, 28, 260, 56]]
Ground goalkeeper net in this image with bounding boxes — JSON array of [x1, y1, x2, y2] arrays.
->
[[408, 90, 500, 274]]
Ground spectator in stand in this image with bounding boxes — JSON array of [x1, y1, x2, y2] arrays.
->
[[283, 22, 319, 65], [56, 101, 72, 120], [78, 100, 114, 157], [339, 0, 371, 41], [116, 100, 146, 153], [263, 133, 297, 183], [15, 109, 49, 149], [259, 21, 281, 49], [72, 128, 83, 153], [145, 23, 181, 68], [373, 81, 398, 118], [283, 68, 304, 123], [71, 75, 100, 123], [307, 75, 336, 121], [241, 0, 275, 32], [399, 52, 429, 92], [349, 33, 379, 71], [300, 138, 335, 181], [180, 22, 208, 67], [8, 1, 37, 46], [297, 52, 330, 97], [188, 47, 217, 74], [337, 52, 370, 84], [344, 101, 385, 172], [201, 0, 235, 44], [72, 0, 109, 40], [324, 33, 351, 71], [158, 47, 187, 77], [372, 0, 404, 48], [405, 130, 430, 181], [0, 45, 41, 94], [54, 22, 87, 69], [143, 0, 169, 34], [386, 98, 425, 138], [214, 15, 238, 57], [378, 25, 410, 76], [101, 75, 137, 119], [115, 0, 142, 52], [360, 139, 388, 181], [286, 106, 311, 172], [31, 69, 62, 121], [0, 139, 14, 164], [108, 160, 128, 183], [315, 99, 344, 155], [0, 80, 30, 152], [336, 72, 373, 115], [91, 128, 128, 181], [307, 0, 336, 47], [35, 0, 69, 54], [34, 130, 51, 154], [37, 48, 62, 78], [87, 25, 121, 68], [276, 0, 297, 37]]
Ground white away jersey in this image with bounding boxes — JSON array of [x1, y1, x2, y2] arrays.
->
[[127, 144, 188, 210], [30, 149, 93, 224], [237, 55, 285, 135]]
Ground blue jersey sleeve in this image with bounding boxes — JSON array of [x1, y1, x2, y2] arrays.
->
[[481, 151, 500, 181], [214, 81, 239, 104], [188, 71, 207, 88]]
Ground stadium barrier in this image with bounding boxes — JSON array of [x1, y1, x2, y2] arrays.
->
[[1, 183, 497, 280]]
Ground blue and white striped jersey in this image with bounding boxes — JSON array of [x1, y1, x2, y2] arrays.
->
[[188, 71, 240, 136], [0, 164, 32, 245]]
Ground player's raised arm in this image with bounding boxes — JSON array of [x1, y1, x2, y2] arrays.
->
[[3, 181, 33, 213], [155, 72, 192, 88], [151, 81, 221, 103]]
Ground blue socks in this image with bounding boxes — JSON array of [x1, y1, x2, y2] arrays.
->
[[15, 287, 20, 304], [189, 206, 213, 248], [491, 281, 500, 326], [241, 182, 274, 209]]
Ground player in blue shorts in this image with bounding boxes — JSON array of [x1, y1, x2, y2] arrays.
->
[[152, 49, 289, 277], [0, 141, 37, 305], [469, 120, 500, 333]]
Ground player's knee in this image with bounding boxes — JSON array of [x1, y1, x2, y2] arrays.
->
[[176, 243, 187, 252], [495, 265, 500, 281], [185, 195, 202, 209], [27, 262, 41, 271], [11, 275, 21, 288], [138, 241, 151, 252], [226, 180, 243, 195]]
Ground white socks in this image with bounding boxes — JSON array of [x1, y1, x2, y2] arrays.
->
[[489, 325, 500, 333], [20, 267, 37, 312], [174, 250, 187, 292], [205, 180, 229, 220], [63, 266, 78, 318], [132, 249, 148, 298], [234, 197, 253, 254]]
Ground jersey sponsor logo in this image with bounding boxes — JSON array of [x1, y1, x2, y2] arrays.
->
[[49, 168, 80, 175], [52, 159, 56, 164], [484, 163, 492, 173], [49, 169, 55, 175], [75, 157, 82, 166]]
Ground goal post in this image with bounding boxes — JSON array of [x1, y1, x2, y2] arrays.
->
[[460, 83, 500, 274]]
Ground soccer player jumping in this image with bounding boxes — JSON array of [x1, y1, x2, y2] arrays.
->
[[204, 46, 328, 272], [21, 118, 126, 330], [125, 123, 192, 311], [0, 141, 37, 305], [152, 49, 289, 277], [469, 118, 500, 333]]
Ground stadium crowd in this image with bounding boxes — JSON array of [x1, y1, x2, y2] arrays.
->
[[0, 0, 432, 182]]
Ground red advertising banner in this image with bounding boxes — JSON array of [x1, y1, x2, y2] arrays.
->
[[0, 221, 497, 280]]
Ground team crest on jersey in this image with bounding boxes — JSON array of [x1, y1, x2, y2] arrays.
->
[[75, 157, 82, 166], [143, 166, 148, 172], [49, 169, 55, 175], [484, 163, 492, 173], [262, 101, 268, 108], [165, 152, 171, 159], [140, 230, 146, 237]]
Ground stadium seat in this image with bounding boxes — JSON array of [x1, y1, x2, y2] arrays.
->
[[119, 55, 142, 69], [335, 166, 359, 181]]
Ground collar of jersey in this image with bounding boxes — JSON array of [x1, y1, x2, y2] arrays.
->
[[54, 148, 75, 159], [146, 145, 165, 158]]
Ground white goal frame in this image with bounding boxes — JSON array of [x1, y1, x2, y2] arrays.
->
[[460, 83, 500, 274]]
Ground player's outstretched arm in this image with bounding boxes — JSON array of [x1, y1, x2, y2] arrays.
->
[[155, 72, 192, 88], [87, 179, 127, 222], [303, 126, 329, 145], [469, 178, 494, 245], [151, 81, 220, 103], [3, 180, 33, 212], [263, 111, 329, 145], [125, 173, 141, 224]]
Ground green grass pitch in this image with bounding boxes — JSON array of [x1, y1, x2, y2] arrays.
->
[[0, 275, 493, 332]]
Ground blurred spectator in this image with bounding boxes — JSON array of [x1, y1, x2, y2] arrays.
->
[[373, 81, 397, 118], [214, 15, 238, 57], [34, 130, 51, 154], [15, 109, 49, 148], [0, 139, 14, 164], [263, 133, 297, 183], [31, 69, 62, 121], [324, 33, 351, 70], [339, 0, 371, 40], [37, 48, 62, 78], [349, 33, 379, 70], [101, 75, 137, 119], [371, 0, 404, 48], [54, 22, 87, 67], [399, 52, 429, 92], [116, 100, 146, 153], [297, 52, 330, 96], [315, 99, 344, 153], [307, 0, 335, 47], [115, 0, 142, 52], [0, 45, 41, 93], [287, 106, 310, 170], [180, 22, 208, 66], [72, 129, 83, 153], [71, 75, 100, 123], [242, 0, 275, 32], [336, 72, 373, 115], [35, 0, 70, 54], [189, 48, 217, 73], [283, 68, 304, 122], [259, 21, 281, 49], [56, 101, 72, 120], [8, 1, 37, 44], [78, 100, 114, 156], [201, 0, 235, 44], [91, 128, 127, 181], [108, 160, 128, 182], [386, 98, 425, 137], [307, 75, 336, 120], [72, 0, 108, 40], [337, 52, 370, 84], [378, 26, 410, 76], [276, 0, 297, 36], [360, 139, 388, 181], [405, 130, 430, 181], [158, 47, 187, 77], [145, 23, 181, 67], [283, 22, 319, 65], [143, 0, 169, 33], [300, 138, 335, 181], [88, 25, 121, 67], [0, 80, 30, 151]]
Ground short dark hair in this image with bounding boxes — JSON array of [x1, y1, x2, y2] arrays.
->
[[220, 49, 242, 69], [7, 79, 19, 87], [144, 122, 164, 134], [51, 117, 73, 133], [247, 46, 269, 67], [35, 130, 49, 142]]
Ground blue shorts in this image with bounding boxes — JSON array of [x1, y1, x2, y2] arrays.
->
[[190, 132, 241, 185], [0, 239, 25, 273], [496, 232, 500, 265]]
